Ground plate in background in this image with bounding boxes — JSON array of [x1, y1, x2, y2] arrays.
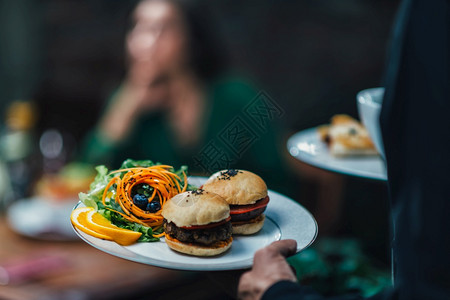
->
[[287, 128, 387, 181], [7, 197, 79, 241]]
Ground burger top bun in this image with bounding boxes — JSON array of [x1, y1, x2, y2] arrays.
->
[[162, 190, 230, 227], [202, 169, 267, 205]]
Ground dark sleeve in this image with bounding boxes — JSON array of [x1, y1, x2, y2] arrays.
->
[[262, 281, 401, 300], [261, 281, 322, 300], [379, 0, 450, 298]]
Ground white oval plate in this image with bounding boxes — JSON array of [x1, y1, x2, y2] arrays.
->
[[72, 177, 317, 271], [287, 128, 387, 181], [8, 196, 79, 241]]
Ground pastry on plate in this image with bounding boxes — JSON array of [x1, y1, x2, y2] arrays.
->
[[319, 114, 378, 156]]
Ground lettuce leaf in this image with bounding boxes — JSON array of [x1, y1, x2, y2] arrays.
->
[[79, 165, 112, 210]]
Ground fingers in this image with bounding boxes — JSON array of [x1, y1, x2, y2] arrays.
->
[[268, 239, 298, 258], [237, 240, 299, 300], [238, 272, 257, 300], [252, 239, 297, 277], [289, 264, 297, 276]]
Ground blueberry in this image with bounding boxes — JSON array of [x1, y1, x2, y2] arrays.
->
[[132, 183, 154, 198], [147, 201, 161, 213], [133, 194, 148, 210]]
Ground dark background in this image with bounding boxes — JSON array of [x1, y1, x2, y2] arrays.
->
[[0, 0, 400, 148]]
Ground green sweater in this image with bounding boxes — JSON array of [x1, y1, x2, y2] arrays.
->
[[79, 76, 293, 195]]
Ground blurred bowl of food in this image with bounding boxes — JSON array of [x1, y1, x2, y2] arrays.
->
[[357, 87, 385, 159], [7, 162, 96, 240], [34, 163, 95, 202]]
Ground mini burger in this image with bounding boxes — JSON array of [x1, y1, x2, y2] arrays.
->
[[201, 169, 269, 235], [161, 189, 232, 256]]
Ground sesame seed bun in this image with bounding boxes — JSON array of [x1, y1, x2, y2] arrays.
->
[[162, 190, 232, 256], [232, 215, 265, 235], [161, 190, 230, 227], [202, 170, 268, 205], [164, 235, 232, 257]]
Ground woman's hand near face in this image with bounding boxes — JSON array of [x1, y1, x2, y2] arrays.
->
[[98, 74, 168, 143], [98, 54, 168, 143], [97, 0, 188, 144], [124, 58, 168, 110]]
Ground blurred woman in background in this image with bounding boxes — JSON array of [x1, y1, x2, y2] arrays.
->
[[79, 0, 292, 194]]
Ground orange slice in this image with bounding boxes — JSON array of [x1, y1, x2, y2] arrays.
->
[[85, 210, 142, 245], [71, 207, 113, 241]]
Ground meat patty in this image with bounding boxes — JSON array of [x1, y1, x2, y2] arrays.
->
[[164, 221, 232, 246], [229, 206, 266, 222]]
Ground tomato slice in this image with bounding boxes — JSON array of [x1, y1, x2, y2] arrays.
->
[[180, 216, 231, 230], [230, 196, 270, 215]]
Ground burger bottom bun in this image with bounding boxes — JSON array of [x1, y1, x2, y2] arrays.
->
[[232, 214, 265, 235], [165, 235, 233, 257]]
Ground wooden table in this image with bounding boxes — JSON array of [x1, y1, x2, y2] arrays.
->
[[0, 217, 233, 300]]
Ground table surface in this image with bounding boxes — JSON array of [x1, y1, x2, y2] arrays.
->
[[0, 216, 219, 300]]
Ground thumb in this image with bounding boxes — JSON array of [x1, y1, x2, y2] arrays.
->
[[268, 239, 297, 258]]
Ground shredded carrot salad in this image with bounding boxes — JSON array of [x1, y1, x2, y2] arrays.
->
[[101, 165, 187, 236]]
